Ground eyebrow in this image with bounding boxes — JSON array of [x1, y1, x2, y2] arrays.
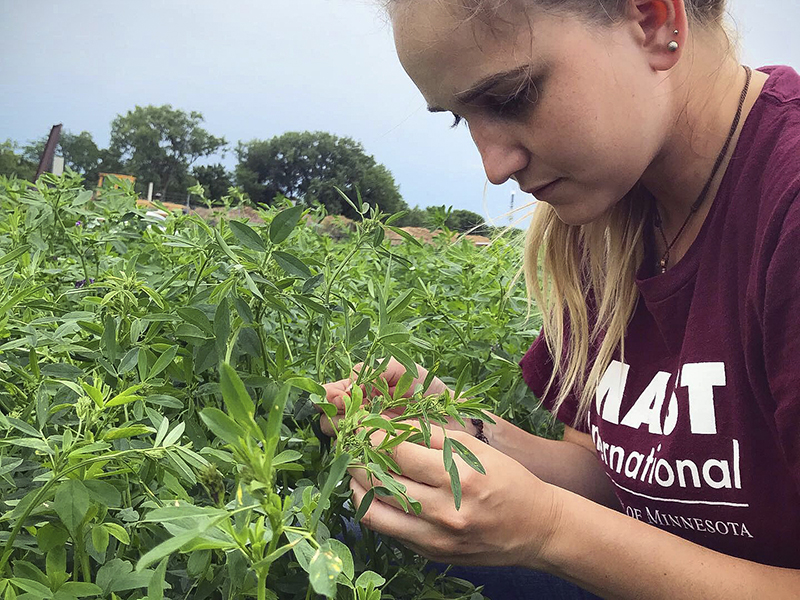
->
[[427, 64, 534, 113]]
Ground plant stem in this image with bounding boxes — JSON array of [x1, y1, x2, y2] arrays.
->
[[190, 254, 209, 299], [257, 568, 268, 600]]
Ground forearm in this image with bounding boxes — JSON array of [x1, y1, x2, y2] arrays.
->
[[536, 487, 800, 600], [484, 414, 622, 511]]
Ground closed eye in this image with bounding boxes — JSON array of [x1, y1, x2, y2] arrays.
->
[[483, 80, 540, 118], [450, 113, 464, 128]]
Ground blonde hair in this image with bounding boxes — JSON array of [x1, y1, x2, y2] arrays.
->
[[387, 0, 732, 429]]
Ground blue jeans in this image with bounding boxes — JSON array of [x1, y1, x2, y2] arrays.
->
[[431, 563, 603, 600]]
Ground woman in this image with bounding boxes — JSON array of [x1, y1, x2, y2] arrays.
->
[[322, 0, 800, 597]]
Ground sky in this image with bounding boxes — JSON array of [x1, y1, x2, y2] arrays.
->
[[2, 0, 799, 227]]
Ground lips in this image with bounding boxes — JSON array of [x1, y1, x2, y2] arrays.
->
[[524, 178, 562, 198]]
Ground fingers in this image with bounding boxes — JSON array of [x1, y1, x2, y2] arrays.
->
[[349, 466, 437, 513], [350, 475, 432, 543], [323, 378, 352, 407]]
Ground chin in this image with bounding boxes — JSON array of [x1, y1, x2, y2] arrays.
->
[[550, 204, 604, 227]]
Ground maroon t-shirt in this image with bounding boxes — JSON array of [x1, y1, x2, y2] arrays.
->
[[520, 66, 800, 569]]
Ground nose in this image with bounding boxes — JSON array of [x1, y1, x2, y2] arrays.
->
[[469, 120, 529, 185]]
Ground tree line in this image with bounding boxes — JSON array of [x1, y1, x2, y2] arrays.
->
[[1, 104, 487, 231]]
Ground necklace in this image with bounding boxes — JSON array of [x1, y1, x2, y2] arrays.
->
[[654, 65, 753, 274]]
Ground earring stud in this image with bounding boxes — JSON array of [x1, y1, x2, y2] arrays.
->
[[668, 41, 679, 52]]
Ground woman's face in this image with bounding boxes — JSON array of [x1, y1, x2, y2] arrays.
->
[[392, 2, 675, 225]]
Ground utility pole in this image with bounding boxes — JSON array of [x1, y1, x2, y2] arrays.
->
[[509, 190, 515, 225]]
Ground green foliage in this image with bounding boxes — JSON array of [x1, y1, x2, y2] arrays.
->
[[0, 173, 554, 599], [0, 140, 36, 181], [109, 104, 226, 198], [192, 164, 234, 202], [235, 131, 407, 218], [394, 205, 488, 235]]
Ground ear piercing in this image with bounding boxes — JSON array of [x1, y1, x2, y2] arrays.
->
[[668, 29, 679, 52]]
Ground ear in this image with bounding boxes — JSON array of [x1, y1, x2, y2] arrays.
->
[[630, 0, 688, 71]]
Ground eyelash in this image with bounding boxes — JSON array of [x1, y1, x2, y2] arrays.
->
[[448, 81, 539, 129]]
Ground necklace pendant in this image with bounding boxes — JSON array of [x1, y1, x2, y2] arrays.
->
[[659, 257, 668, 274]]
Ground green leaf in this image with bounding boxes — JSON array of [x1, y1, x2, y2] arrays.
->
[[284, 376, 326, 398], [273, 250, 312, 279], [347, 317, 370, 346], [92, 524, 110, 554], [453, 363, 471, 401], [200, 407, 246, 448], [53, 479, 90, 535], [386, 289, 415, 318], [84, 480, 121, 508], [263, 384, 290, 465], [308, 543, 344, 598], [360, 415, 395, 434], [147, 345, 178, 381], [386, 225, 423, 247], [327, 538, 354, 582], [6, 417, 40, 438], [117, 348, 139, 374], [58, 582, 103, 597], [10, 578, 52, 599], [136, 525, 210, 572], [309, 452, 351, 532], [214, 299, 230, 363], [460, 375, 503, 400], [102, 425, 154, 440], [353, 487, 374, 524], [354, 570, 386, 590], [381, 343, 418, 378], [272, 449, 303, 466], [153, 415, 170, 447], [40, 364, 84, 380], [162, 421, 186, 447], [3, 438, 53, 454], [0, 245, 30, 267], [147, 558, 168, 600], [447, 459, 462, 510], [292, 295, 329, 317], [213, 228, 239, 263], [176, 307, 214, 335], [229, 220, 266, 252], [450, 438, 486, 475], [442, 437, 454, 472], [103, 523, 131, 545], [219, 363, 256, 428], [377, 323, 410, 345], [269, 204, 304, 244], [96, 559, 151, 593]]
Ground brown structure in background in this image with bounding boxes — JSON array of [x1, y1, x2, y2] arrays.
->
[[34, 124, 62, 180]]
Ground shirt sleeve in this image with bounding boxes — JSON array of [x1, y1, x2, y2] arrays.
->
[[519, 329, 590, 433], [761, 196, 800, 495]]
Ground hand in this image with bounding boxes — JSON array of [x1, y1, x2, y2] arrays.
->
[[318, 357, 453, 437], [348, 425, 563, 569]]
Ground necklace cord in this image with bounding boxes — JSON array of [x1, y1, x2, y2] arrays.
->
[[655, 65, 753, 273]]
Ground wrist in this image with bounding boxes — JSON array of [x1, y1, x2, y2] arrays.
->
[[519, 482, 568, 572], [470, 418, 490, 444]]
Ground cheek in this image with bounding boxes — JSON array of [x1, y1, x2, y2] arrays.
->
[[542, 89, 661, 184]]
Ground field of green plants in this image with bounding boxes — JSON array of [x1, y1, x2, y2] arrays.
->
[[0, 172, 555, 600]]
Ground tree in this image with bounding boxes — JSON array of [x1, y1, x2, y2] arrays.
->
[[235, 131, 407, 218], [192, 163, 233, 202], [0, 140, 36, 181], [109, 105, 226, 198]]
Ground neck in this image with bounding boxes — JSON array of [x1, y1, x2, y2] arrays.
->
[[640, 39, 764, 244]]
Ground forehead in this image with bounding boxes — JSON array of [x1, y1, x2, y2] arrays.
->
[[391, 2, 541, 102]]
